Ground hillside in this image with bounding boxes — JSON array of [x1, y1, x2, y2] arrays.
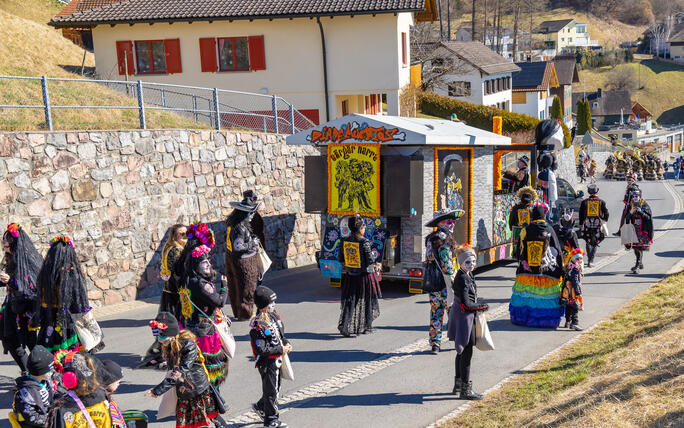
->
[[0, 0, 205, 130], [575, 59, 684, 124]]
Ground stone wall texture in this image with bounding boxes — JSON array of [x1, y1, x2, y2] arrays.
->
[[0, 130, 320, 307], [555, 147, 579, 190]]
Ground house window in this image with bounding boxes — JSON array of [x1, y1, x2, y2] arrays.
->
[[448, 81, 471, 97], [512, 92, 526, 104], [540, 110, 545, 119], [401, 32, 407, 65], [568, 37, 572, 42], [593, 102, 599, 108], [135, 40, 167, 73], [341, 100, 349, 116], [218, 37, 250, 71]]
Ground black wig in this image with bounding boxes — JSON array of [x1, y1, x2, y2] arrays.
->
[[2, 224, 42, 300], [37, 239, 90, 321]]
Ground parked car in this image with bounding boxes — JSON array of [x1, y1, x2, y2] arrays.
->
[[556, 177, 584, 222]]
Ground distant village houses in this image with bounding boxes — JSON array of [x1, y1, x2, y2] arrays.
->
[[536, 19, 600, 55], [511, 61, 559, 120]]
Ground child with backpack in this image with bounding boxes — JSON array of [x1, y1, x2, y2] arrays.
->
[[10, 345, 55, 427], [561, 249, 585, 331]]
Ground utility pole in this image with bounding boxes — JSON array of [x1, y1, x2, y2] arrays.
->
[[438, 0, 444, 40], [447, 0, 451, 41]]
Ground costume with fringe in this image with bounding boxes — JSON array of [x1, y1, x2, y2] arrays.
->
[[509, 187, 537, 252], [509, 220, 565, 328]]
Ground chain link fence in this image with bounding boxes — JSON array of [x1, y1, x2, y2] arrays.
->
[[0, 75, 316, 133]]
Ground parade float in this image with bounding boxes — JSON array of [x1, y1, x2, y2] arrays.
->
[[286, 114, 533, 292]]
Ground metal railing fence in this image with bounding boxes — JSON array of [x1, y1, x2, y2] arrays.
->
[[0, 75, 316, 133]]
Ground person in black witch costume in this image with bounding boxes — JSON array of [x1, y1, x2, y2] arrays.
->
[[553, 207, 580, 266], [509, 187, 537, 260], [1, 223, 41, 374], [615, 173, 640, 237], [225, 190, 266, 321], [622, 189, 653, 274], [36, 236, 102, 354], [249, 286, 291, 428], [579, 184, 609, 267], [182, 240, 230, 388], [337, 214, 382, 337]]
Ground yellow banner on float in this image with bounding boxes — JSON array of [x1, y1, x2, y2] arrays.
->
[[328, 143, 381, 217]]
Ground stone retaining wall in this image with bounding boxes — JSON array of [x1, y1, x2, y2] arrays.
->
[[0, 130, 319, 307]]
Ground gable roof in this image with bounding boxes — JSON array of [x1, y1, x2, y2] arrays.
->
[[552, 58, 580, 85], [511, 61, 559, 92], [50, 0, 425, 27], [668, 24, 684, 42], [55, 0, 125, 17], [537, 19, 575, 34], [631, 101, 653, 118], [572, 90, 631, 116], [439, 41, 520, 75]]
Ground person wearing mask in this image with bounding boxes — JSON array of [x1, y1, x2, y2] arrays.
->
[[553, 208, 580, 266], [146, 312, 222, 428], [182, 235, 229, 388], [140, 224, 187, 369], [615, 173, 640, 237], [424, 209, 464, 354], [36, 236, 102, 354], [250, 286, 291, 428], [509, 187, 537, 259], [47, 351, 124, 428], [337, 214, 382, 337], [1, 223, 42, 374], [622, 189, 653, 274], [579, 184, 609, 267], [10, 345, 55, 428], [560, 249, 585, 331], [509, 204, 565, 328], [447, 246, 488, 400], [225, 190, 265, 321]]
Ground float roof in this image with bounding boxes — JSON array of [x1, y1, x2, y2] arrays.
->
[[286, 114, 512, 146]]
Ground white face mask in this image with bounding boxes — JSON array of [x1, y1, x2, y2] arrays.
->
[[267, 302, 275, 312], [199, 259, 211, 275], [461, 255, 476, 273]]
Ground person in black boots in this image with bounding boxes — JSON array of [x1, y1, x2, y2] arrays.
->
[[579, 184, 609, 267], [622, 189, 653, 274], [615, 173, 640, 236], [447, 246, 488, 400], [337, 214, 382, 337], [560, 249, 585, 331], [553, 207, 580, 266], [250, 286, 291, 428], [1, 223, 42, 375], [11, 345, 55, 427]]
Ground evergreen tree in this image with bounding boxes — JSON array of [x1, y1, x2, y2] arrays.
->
[[584, 99, 593, 133], [551, 96, 562, 120], [576, 99, 587, 136]]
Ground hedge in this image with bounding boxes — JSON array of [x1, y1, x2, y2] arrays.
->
[[419, 91, 571, 148]]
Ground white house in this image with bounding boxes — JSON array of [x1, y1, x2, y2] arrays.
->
[[511, 61, 559, 120], [50, 0, 428, 124], [427, 41, 520, 111], [454, 23, 530, 61]]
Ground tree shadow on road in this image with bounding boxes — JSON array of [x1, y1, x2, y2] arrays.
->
[[294, 392, 457, 408], [488, 319, 559, 333], [290, 349, 386, 364]]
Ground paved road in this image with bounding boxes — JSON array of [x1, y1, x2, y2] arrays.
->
[[1, 178, 682, 428]]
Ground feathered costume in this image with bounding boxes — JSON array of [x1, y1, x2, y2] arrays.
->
[[1, 223, 42, 372], [36, 236, 93, 353]]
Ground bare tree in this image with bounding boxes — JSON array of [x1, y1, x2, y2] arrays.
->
[[471, 0, 478, 43], [606, 67, 638, 94], [411, 23, 474, 90], [651, 0, 684, 21], [512, 0, 521, 61], [483, 0, 488, 45]]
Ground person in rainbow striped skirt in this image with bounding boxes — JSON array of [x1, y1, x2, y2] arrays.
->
[[509, 203, 565, 328]]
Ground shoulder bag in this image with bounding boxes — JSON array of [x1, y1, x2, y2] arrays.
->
[[474, 311, 495, 351], [257, 243, 272, 280], [157, 388, 177, 419], [72, 310, 104, 352], [190, 301, 236, 359], [281, 353, 295, 381]]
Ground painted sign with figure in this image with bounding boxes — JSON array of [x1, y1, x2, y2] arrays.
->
[[328, 143, 381, 216], [434, 148, 473, 245]]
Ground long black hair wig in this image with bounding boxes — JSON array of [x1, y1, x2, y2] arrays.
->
[[2, 224, 42, 299], [37, 239, 90, 322]]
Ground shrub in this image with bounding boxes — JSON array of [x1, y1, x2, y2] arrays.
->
[[576, 99, 588, 137], [551, 96, 562, 120], [418, 91, 571, 148]]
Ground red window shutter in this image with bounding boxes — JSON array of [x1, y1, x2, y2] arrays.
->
[[401, 32, 407, 65], [248, 35, 266, 71], [116, 41, 134, 75], [199, 37, 218, 72], [164, 39, 182, 74], [371, 94, 377, 114]]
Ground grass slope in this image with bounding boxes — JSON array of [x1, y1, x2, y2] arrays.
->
[[575, 59, 684, 124], [440, 271, 684, 428], [0, 0, 205, 130]]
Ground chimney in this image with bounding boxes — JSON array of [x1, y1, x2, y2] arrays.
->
[[597, 88, 602, 98]]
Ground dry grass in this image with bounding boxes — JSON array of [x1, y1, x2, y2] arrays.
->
[[575, 59, 684, 124], [0, 0, 207, 130], [440, 271, 684, 428]]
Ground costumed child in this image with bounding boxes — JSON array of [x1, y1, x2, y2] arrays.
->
[[1, 223, 42, 374], [553, 207, 580, 266], [146, 312, 223, 428], [250, 286, 292, 428], [424, 209, 464, 355], [560, 249, 585, 331], [10, 345, 55, 428], [47, 351, 124, 428], [621, 189, 653, 274], [36, 236, 103, 354], [447, 246, 488, 400]]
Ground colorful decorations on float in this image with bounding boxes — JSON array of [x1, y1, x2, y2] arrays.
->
[[328, 143, 381, 217], [308, 122, 406, 145], [492, 191, 517, 246], [434, 148, 472, 245]]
